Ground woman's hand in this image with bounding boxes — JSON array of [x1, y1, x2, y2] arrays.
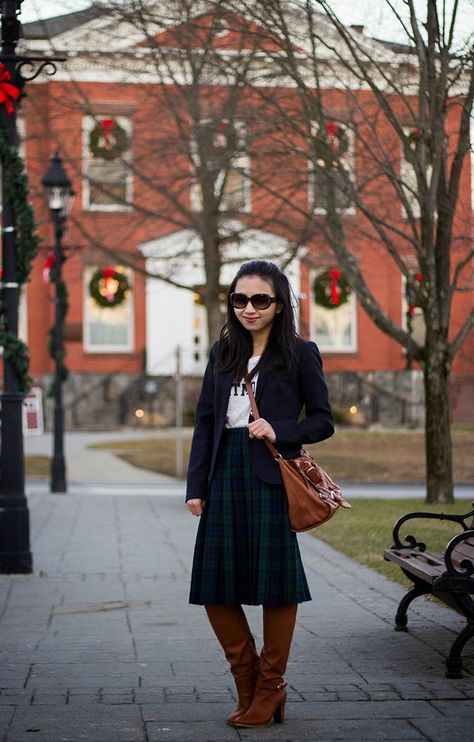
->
[[187, 498, 205, 516], [247, 418, 276, 443]]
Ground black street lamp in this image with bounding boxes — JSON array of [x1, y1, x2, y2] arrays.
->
[[0, 0, 30, 573], [42, 153, 75, 493], [0, 2, 65, 572]]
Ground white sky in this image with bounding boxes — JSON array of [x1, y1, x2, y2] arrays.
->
[[20, 0, 474, 46]]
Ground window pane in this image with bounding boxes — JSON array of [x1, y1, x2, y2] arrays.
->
[[84, 116, 131, 209], [85, 268, 132, 351], [313, 166, 351, 211], [222, 166, 246, 210], [191, 118, 249, 212], [311, 122, 353, 212], [314, 303, 354, 349]]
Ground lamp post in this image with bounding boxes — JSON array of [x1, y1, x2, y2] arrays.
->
[[0, 0, 30, 573], [42, 153, 75, 494], [0, 1, 64, 572]]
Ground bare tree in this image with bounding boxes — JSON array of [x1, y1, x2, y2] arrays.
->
[[231, 0, 474, 503], [26, 0, 312, 341]]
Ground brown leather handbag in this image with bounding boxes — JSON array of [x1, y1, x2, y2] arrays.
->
[[244, 377, 351, 532]]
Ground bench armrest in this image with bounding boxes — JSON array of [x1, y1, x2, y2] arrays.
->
[[444, 529, 474, 578], [391, 504, 474, 551]]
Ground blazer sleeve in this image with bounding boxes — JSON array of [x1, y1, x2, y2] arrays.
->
[[185, 343, 217, 502], [271, 341, 334, 446]]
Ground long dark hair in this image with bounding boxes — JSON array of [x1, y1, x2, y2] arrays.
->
[[216, 260, 298, 379]]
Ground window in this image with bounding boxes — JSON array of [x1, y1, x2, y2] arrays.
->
[[311, 270, 357, 352], [83, 267, 134, 352], [83, 115, 132, 210], [309, 121, 354, 213], [190, 119, 250, 212]]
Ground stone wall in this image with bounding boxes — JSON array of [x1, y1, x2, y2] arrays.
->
[[36, 368, 473, 432], [325, 370, 425, 428]]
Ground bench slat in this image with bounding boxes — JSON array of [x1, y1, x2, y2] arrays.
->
[[384, 548, 444, 583], [452, 542, 474, 559]]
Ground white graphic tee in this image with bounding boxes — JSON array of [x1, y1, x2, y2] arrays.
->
[[226, 355, 261, 428]]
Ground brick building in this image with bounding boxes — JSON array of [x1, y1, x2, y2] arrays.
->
[[16, 2, 473, 429]]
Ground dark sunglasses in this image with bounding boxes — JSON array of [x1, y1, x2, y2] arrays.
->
[[230, 293, 278, 310]]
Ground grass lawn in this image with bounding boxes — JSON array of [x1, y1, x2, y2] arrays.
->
[[309, 497, 474, 586], [90, 426, 474, 484]]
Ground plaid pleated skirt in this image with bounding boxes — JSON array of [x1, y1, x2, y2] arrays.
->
[[189, 428, 311, 606]]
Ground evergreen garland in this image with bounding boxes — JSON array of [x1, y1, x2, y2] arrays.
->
[[47, 259, 69, 397], [0, 124, 41, 392], [0, 332, 33, 392], [0, 124, 40, 284]]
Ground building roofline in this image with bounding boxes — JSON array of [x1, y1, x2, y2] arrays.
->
[[22, 3, 108, 40]]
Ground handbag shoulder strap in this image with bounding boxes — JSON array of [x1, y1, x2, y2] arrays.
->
[[243, 373, 280, 460]]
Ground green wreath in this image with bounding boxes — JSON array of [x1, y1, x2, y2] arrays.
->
[[314, 269, 351, 309], [89, 267, 130, 308], [314, 122, 349, 163], [407, 128, 432, 156], [89, 118, 128, 160]]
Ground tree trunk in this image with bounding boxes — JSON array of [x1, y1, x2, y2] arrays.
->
[[423, 349, 454, 503], [206, 296, 225, 345]]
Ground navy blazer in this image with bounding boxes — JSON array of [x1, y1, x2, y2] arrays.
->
[[185, 338, 334, 502]]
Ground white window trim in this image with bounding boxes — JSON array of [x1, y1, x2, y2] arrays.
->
[[309, 269, 358, 353], [82, 115, 133, 212], [308, 124, 356, 216], [83, 267, 135, 353]]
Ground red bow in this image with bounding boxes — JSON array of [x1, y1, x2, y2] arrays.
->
[[330, 268, 341, 305], [0, 64, 20, 115], [102, 266, 116, 279], [43, 253, 55, 284]]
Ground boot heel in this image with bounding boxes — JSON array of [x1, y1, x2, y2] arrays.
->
[[274, 701, 285, 724]]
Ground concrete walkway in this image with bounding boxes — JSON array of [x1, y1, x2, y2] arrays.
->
[[0, 487, 472, 741], [24, 430, 183, 486]]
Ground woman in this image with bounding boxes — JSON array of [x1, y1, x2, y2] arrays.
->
[[186, 260, 334, 728]]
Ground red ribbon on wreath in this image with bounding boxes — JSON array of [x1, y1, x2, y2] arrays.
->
[[102, 266, 118, 303], [330, 267, 341, 305], [99, 118, 116, 150], [326, 123, 339, 152], [0, 64, 20, 115]]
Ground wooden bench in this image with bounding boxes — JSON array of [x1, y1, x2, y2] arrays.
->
[[384, 504, 474, 678]]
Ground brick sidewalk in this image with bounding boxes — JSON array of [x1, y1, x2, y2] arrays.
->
[[0, 491, 472, 741]]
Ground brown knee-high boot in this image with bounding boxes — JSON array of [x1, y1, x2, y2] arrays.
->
[[232, 604, 297, 728], [204, 604, 259, 725]]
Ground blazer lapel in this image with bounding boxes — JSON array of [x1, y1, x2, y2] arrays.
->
[[255, 368, 269, 405], [215, 372, 234, 422]]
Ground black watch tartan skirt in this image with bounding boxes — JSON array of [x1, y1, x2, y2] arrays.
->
[[189, 427, 311, 606]]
